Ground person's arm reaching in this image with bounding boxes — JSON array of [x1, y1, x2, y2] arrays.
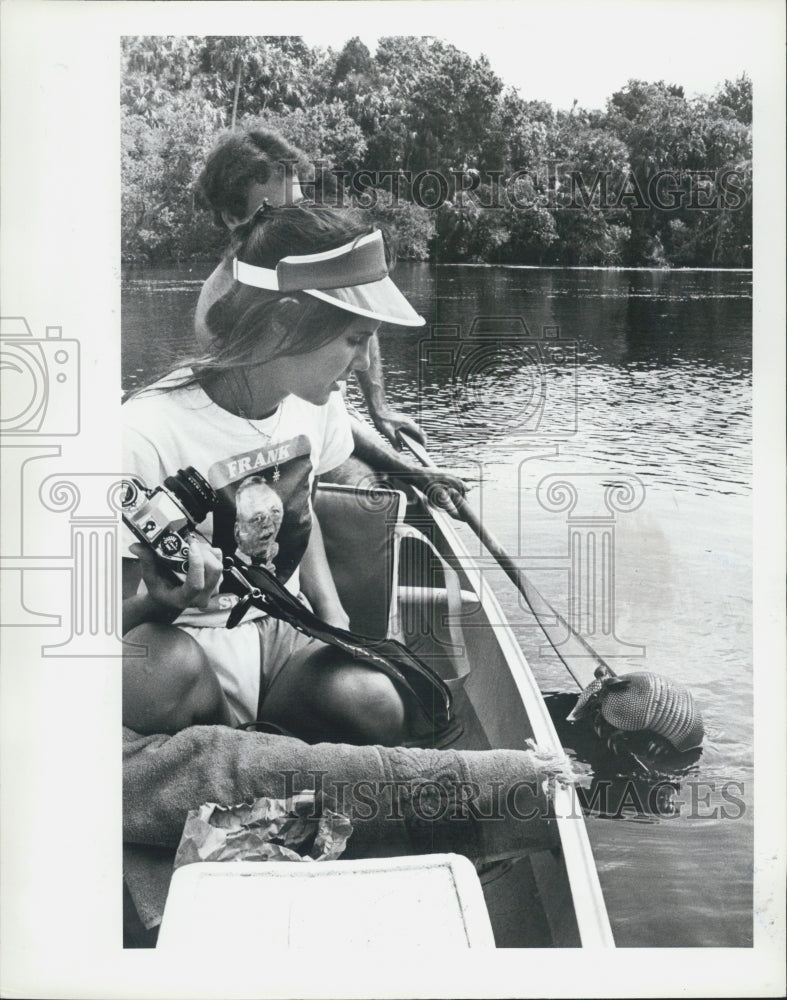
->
[[349, 418, 467, 513], [299, 513, 350, 630], [355, 334, 426, 447]]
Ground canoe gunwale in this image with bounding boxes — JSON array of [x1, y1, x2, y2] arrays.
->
[[410, 487, 615, 948]]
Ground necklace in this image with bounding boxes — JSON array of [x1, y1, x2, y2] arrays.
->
[[236, 403, 284, 483]]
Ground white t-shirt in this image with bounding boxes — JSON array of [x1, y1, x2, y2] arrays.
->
[[123, 367, 354, 627]]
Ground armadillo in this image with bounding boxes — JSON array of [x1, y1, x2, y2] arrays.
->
[[567, 668, 704, 753]]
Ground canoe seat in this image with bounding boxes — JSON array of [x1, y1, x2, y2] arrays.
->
[[314, 482, 475, 686], [157, 854, 495, 949], [314, 482, 405, 640]]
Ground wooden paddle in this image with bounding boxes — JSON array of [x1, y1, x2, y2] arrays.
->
[[397, 430, 615, 689]]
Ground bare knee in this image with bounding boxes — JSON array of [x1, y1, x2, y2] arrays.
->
[[261, 646, 407, 745], [123, 623, 227, 735], [319, 666, 407, 746]]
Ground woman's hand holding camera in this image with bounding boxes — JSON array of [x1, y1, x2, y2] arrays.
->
[[130, 534, 224, 614]]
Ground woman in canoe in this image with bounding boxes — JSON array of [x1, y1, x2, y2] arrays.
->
[[192, 125, 461, 487], [123, 205, 429, 745]]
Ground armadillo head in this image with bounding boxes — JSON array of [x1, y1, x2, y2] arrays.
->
[[567, 677, 607, 722]]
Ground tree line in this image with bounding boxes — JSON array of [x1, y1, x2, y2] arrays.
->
[[121, 35, 752, 268]]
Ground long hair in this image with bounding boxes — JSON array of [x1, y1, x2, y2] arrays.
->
[[131, 206, 395, 401]]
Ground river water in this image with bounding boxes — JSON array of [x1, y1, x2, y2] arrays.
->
[[122, 263, 752, 947]]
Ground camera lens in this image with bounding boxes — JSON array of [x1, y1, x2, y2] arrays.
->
[[120, 480, 139, 508], [164, 467, 217, 524]]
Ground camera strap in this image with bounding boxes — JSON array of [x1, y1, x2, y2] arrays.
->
[[222, 558, 462, 749]]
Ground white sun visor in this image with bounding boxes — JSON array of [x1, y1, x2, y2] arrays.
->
[[232, 230, 425, 327]]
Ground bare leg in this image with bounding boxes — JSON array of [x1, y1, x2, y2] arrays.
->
[[123, 623, 233, 735], [259, 643, 407, 746]]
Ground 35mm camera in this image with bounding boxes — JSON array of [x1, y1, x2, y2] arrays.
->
[[121, 467, 216, 576]]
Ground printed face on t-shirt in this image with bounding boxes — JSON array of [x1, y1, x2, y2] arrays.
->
[[233, 478, 284, 570], [209, 434, 313, 585]]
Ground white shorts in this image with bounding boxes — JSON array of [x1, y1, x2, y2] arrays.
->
[[178, 617, 317, 726]]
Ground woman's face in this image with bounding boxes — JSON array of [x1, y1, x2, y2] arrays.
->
[[224, 167, 305, 229], [276, 314, 379, 406]]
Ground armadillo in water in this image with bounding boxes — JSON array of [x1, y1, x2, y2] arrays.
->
[[567, 669, 704, 753]]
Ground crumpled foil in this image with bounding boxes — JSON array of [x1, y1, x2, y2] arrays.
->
[[173, 792, 353, 869]]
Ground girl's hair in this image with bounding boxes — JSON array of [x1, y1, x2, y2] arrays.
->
[[136, 206, 395, 400], [195, 128, 338, 226]]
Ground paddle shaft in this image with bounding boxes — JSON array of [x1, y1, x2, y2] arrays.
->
[[397, 432, 615, 687]]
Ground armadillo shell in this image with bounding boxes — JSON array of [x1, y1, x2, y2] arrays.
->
[[600, 672, 704, 752]]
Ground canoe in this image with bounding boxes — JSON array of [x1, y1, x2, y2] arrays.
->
[[145, 478, 614, 950], [315, 479, 615, 948]]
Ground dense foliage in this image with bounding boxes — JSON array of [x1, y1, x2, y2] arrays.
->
[[121, 36, 751, 267]]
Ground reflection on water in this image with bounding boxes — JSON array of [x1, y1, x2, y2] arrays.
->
[[122, 264, 752, 947], [386, 266, 751, 500]]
